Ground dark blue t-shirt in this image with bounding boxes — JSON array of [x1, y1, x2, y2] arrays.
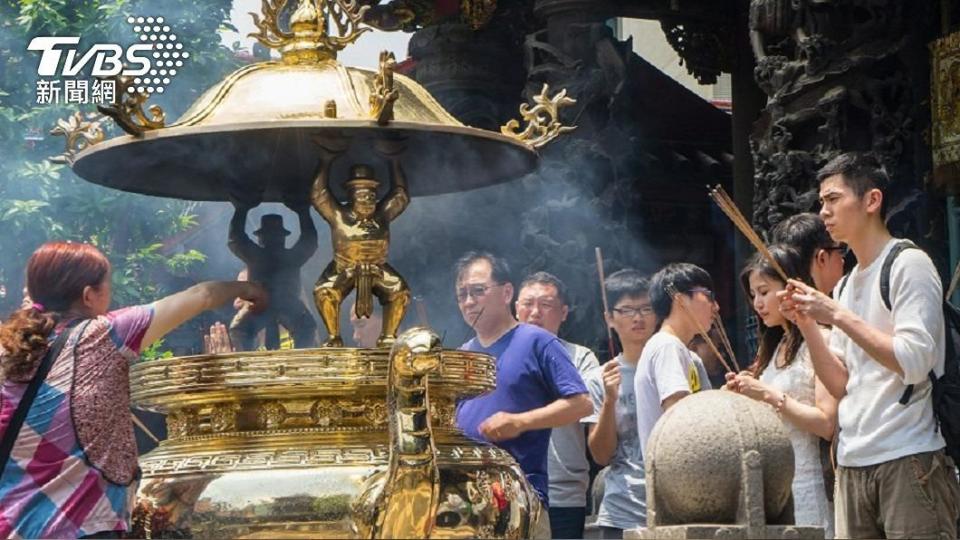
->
[[455, 323, 588, 505]]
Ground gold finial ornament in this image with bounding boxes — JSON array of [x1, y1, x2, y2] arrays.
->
[[249, 0, 370, 63], [96, 75, 165, 136], [369, 51, 399, 124], [48, 112, 106, 165], [501, 83, 577, 149]]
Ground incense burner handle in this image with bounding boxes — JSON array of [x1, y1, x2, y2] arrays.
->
[[355, 327, 443, 539]]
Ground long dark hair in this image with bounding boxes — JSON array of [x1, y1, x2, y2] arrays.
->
[[739, 245, 812, 377], [0, 242, 110, 380]]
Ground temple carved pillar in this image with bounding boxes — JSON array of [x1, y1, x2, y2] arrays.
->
[[748, 0, 941, 250]]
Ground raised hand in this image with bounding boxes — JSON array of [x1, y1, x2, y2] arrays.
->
[[239, 282, 269, 314], [203, 322, 234, 354], [601, 360, 621, 403]]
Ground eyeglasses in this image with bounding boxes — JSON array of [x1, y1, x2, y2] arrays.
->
[[611, 305, 654, 317], [689, 287, 716, 303], [823, 245, 849, 257], [456, 283, 503, 303]]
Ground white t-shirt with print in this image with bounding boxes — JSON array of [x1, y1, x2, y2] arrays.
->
[[633, 331, 708, 458]]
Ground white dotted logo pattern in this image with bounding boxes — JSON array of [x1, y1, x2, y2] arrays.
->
[[125, 16, 190, 94]]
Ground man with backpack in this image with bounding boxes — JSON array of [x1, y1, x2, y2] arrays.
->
[[781, 153, 959, 539]]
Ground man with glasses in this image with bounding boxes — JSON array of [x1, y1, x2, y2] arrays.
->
[[453, 252, 592, 539], [584, 269, 656, 539], [635, 263, 717, 454], [515, 271, 599, 539], [771, 212, 846, 295]]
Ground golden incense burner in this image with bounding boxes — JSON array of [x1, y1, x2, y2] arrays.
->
[[56, 0, 575, 537], [128, 328, 541, 538]]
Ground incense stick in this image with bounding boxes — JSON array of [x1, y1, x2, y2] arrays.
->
[[712, 313, 741, 372], [666, 284, 734, 374], [708, 185, 789, 282], [461, 307, 485, 344], [595, 247, 618, 358], [132, 413, 160, 443]]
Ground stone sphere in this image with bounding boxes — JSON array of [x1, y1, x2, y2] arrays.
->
[[646, 390, 794, 525]]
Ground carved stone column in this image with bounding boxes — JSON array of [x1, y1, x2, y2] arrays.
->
[[408, 21, 526, 130], [749, 0, 941, 249]]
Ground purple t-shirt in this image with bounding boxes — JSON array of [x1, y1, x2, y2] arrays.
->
[[455, 323, 588, 505]]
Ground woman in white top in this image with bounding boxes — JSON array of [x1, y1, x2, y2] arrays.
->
[[727, 245, 837, 537]]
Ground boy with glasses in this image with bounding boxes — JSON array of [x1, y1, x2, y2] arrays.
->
[[634, 263, 718, 454], [452, 252, 592, 538], [585, 270, 656, 539]]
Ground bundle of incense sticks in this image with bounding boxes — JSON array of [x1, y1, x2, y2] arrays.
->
[[708, 185, 789, 282], [666, 284, 734, 374], [712, 313, 741, 372]]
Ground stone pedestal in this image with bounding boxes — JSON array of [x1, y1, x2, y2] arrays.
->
[[628, 391, 823, 540]]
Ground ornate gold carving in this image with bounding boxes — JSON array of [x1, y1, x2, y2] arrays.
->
[[166, 408, 199, 439], [48, 112, 106, 165], [501, 84, 577, 149], [429, 398, 455, 428], [311, 398, 345, 426], [141, 447, 391, 475], [461, 0, 497, 30], [257, 401, 287, 429], [932, 31, 960, 190], [96, 75, 165, 136], [363, 400, 387, 426], [369, 51, 399, 124], [249, 0, 371, 63], [210, 403, 241, 433]]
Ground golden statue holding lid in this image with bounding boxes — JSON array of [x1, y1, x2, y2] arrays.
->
[[311, 137, 410, 347]]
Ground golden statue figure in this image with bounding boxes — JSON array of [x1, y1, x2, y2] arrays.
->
[[311, 138, 410, 347]]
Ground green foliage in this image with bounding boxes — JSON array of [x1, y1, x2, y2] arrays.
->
[[0, 0, 237, 312], [140, 337, 174, 361]]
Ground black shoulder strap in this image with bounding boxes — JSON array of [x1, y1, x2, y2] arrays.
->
[[837, 273, 851, 298], [880, 240, 919, 311], [0, 320, 81, 477]]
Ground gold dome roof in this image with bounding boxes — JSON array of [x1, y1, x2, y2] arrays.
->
[[66, 0, 572, 201]]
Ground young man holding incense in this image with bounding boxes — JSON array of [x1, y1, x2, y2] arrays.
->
[[452, 252, 592, 539], [515, 271, 599, 539], [781, 153, 958, 539], [585, 269, 656, 539], [633, 263, 717, 454]]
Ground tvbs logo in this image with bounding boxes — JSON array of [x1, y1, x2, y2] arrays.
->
[[29, 16, 189, 101]]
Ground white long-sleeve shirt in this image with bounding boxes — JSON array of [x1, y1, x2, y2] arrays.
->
[[830, 238, 945, 467]]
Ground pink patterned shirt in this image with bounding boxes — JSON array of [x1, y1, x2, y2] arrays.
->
[[0, 305, 154, 538]]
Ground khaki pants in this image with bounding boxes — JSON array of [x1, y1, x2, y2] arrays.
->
[[836, 449, 960, 539]]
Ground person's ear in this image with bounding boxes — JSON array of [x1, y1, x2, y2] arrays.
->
[[82, 285, 98, 310], [814, 248, 828, 268], [561, 304, 569, 323], [502, 283, 514, 304], [864, 188, 883, 215]]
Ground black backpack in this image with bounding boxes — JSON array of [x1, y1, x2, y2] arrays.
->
[[837, 240, 960, 463]]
